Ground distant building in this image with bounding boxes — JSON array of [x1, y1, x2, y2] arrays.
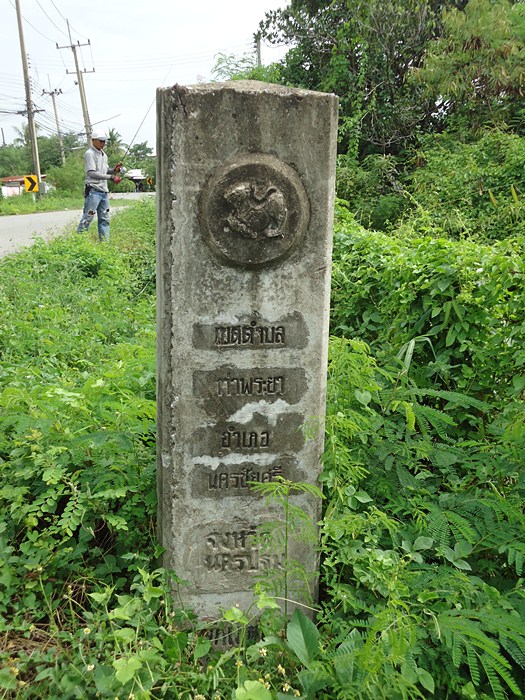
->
[[124, 168, 147, 191]]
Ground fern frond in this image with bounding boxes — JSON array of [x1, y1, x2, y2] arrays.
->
[[439, 614, 500, 658], [414, 403, 457, 440], [395, 464, 419, 490], [502, 542, 525, 576], [452, 633, 464, 668], [467, 645, 481, 686], [478, 496, 524, 524], [480, 653, 506, 700], [444, 510, 479, 545], [500, 636, 525, 670], [412, 388, 490, 412], [480, 652, 522, 699], [413, 407, 431, 438], [427, 506, 451, 548], [460, 611, 525, 651]]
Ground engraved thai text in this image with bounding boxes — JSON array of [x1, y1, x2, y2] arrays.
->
[[216, 374, 285, 397], [221, 426, 270, 449], [215, 321, 285, 347], [208, 465, 284, 490]]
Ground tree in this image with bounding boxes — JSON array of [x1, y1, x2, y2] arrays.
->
[[105, 128, 126, 160], [258, 0, 471, 156], [0, 145, 31, 177], [411, 0, 525, 133], [46, 152, 84, 193], [126, 141, 153, 166], [211, 51, 282, 83], [37, 134, 64, 172], [12, 122, 36, 148]]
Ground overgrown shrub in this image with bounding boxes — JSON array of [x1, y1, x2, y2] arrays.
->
[[0, 197, 523, 699], [403, 129, 525, 240], [0, 200, 157, 634], [336, 153, 407, 231], [331, 202, 525, 410]]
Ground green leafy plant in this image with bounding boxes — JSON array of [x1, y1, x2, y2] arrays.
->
[[250, 477, 323, 616]]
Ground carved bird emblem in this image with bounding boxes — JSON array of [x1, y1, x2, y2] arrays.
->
[[223, 182, 287, 239]]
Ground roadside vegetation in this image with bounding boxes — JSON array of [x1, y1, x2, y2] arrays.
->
[[0, 191, 138, 217], [0, 126, 155, 216], [0, 0, 524, 698]]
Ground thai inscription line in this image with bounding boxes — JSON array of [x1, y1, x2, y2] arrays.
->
[[208, 464, 284, 490], [204, 528, 285, 573], [221, 426, 270, 449], [214, 322, 285, 347], [217, 374, 285, 397]]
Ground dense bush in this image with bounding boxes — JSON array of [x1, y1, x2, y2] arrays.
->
[[404, 130, 525, 240], [0, 197, 523, 698], [320, 202, 525, 698], [336, 154, 407, 231], [331, 203, 525, 405], [0, 201, 157, 629]]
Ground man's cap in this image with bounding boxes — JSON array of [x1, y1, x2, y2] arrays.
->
[[91, 131, 107, 141]]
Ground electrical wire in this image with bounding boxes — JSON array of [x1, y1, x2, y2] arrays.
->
[[47, 0, 89, 41], [7, 0, 56, 44], [35, 0, 69, 38]]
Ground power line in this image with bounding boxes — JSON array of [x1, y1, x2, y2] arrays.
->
[[8, 0, 55, 43], [48, 0, 89, 41], [35, 0, 68, 38]]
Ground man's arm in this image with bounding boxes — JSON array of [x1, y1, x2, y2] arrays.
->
[[86, 170, 112, 181]]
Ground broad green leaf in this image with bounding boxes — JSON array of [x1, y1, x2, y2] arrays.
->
[[193, 637, 211, 661], [143, 584, 164, 603], [224, 606, 249, 624], [88, 587, 113, 605], [113, 627, 136, 643], [401, 660, 418, 684], [112, 655, 142, 685], [42, 465, 64, 484], [355, 490, 373, 503], [286, 608, 319, 667], [417, 668, 435, 694], [256, 590, 281, 610], [446, 327, 456, 346], [454, 541, 473, 558], [355, 389, 372, 405], [235, 680, 272, 700], [453, 558, 472, 571], [164, 631, 188, 660]]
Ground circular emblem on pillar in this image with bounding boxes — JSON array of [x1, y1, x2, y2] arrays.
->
[[200, 153, 310, 268]]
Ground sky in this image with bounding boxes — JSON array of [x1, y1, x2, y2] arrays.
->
[[0, 0, 289, 154]]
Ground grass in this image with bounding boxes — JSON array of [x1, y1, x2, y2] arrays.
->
[[0, 191, 138, 216]]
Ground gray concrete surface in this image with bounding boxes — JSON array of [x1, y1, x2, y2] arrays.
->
[[156, 80, 338, 620], [0, 209, 82, 258]]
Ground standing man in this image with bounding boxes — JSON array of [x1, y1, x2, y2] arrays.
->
[[77, 132, 123, 241]]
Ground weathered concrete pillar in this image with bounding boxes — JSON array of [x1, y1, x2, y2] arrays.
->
[[156, 81, 338, 619]]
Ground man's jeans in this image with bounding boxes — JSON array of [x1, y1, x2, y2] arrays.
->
[[77, 189, 110, 241]]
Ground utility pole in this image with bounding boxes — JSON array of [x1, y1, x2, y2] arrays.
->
[[15, 0, 42, 194], [42, 83, 66, 164], [57, 21, 93, 143], [255, 33, 262, 68]]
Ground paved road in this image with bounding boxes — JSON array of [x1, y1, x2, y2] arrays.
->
[[0, 209, 82, 258], [0, 193, 154, 258]]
